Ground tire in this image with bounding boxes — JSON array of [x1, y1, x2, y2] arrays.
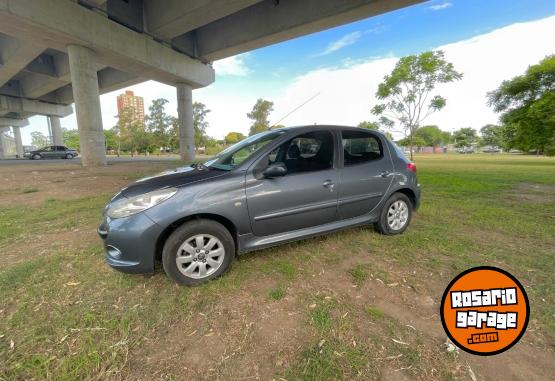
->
[[162, 219, 235, 285], [374, 193, 412, 235], [65, 153, 73, 159], [32, 154, 41, 160]]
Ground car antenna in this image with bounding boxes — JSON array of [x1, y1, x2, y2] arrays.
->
[[269, 91, 321, 129]]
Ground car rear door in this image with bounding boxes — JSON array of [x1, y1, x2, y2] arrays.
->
[[337, 130, 394, 220], [245, 129, 339, 237]]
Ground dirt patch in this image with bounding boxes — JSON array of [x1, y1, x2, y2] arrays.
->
[[127, 280, 308, 380], [508, 183, 555, 204], [0, 225, 98, 268], [0, 161, 172, 207]]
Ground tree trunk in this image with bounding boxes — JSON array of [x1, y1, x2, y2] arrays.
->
[[409, 129, 414, 161]]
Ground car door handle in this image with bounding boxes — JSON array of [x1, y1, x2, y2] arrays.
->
[[322, 180, 335, 192], [380, 171, 390, 178]]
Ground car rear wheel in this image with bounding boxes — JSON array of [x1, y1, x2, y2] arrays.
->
[[374, 193, 412, 235], [65, 153, 73, 159], [162, 219, 235, 285], [32, 154, 41, 160]]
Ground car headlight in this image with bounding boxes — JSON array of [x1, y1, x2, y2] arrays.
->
[[106, 187, 177, 219]]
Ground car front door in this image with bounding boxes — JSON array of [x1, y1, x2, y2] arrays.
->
[[42, 146, 56, 158], [245, 130, 339, 237], [337, 130, 394, 220]]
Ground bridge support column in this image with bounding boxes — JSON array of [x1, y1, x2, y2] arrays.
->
[[49, 116, 63, 146], [0, 128, 6, 159], [67, 45, 106, 166], [176, 83, 194, 162], [12, 126, 24, 158]]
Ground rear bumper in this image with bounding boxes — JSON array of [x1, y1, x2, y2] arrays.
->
[[98, 212, 163, 274]]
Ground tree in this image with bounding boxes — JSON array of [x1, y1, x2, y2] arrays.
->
[[453, 127, 477, 148], [31, 131, 49, 148], [224, 131, 245, 145], [488, 55, 555, 155], [247, 99, 273, 136], [145, 98, 173, 152], [117, 107, 149, 156], [480, 124, 504, 148], [193, 102, 210, 147], [62, 128, 80, 150], [104, 128, 119, 152], [357, 121, 380, 130], [414, 125, 447, 151], [371, 50, 462, 160]]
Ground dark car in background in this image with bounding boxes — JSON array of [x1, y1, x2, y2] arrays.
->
[[26, 145, 78, 160], [98, 126, 421, 285]]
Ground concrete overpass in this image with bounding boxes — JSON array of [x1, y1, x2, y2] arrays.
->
[[0, 0, 422, 165]]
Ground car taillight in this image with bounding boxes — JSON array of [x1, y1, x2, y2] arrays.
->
[[407, 162, 417, 173]]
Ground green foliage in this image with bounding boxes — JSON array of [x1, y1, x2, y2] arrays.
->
[[357, 121, 380, 130], [224, 131, 245, 145], [62, 128, 80, 150], [30, 131, 49, 148], [453, 127, 478, 148], [488, 55, 555, 154], [371, 50, 462, 158], [415, 125, 450, 148], [145, 98, 174, 151], [193, 102, 210, 147], [480, 124, 504, 148], [247, 98, 274, 136], [103, 128, 118, 152]]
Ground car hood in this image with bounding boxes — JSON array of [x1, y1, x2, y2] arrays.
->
[[120, 165, 228, 198]]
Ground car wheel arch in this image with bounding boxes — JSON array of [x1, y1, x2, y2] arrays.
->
[[154, 213, 238, 263], [392, 188, 417, 210]]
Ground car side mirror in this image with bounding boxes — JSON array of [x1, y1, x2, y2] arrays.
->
[[262, 162, 287, 178]]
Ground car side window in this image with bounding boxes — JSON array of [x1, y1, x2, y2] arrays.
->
[[57, 146, 68, 151], [266, 131, 334, 174], [342, 131, 383, 166]]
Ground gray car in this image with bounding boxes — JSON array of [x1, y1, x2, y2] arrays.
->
[[98, 126, 420, 285], [27, 145, 78, 159]]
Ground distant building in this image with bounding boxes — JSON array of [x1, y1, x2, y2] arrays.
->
[[117, 90, 145, 123]]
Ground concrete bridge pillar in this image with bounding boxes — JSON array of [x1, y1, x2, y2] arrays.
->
[[176, 83, 195, 162], [12, 126, 24, 158], [49, 116, 63, 146], [0, 128, 6, 159], [67, 45, 106, 166]]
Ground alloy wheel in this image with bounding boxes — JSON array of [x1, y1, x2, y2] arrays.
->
[[175, 234, 225, 279]]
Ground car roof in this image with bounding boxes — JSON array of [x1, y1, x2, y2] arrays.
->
[[274, 125, 387, 137]]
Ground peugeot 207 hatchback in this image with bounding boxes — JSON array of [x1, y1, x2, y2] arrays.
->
[[98, 126, 420, 285]]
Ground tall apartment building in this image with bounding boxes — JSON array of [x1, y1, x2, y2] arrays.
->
[[117, 90, 145, 123]]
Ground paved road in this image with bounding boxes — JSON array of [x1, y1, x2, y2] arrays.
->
[[0, 156, 183, 166]]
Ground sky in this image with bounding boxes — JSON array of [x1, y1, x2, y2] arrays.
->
[[18, 0, 555, 144]]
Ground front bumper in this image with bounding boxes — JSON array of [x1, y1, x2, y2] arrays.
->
[[98, 212, 164, 274]]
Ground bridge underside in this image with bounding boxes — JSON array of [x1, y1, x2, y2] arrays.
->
[[0, 0, 422, 164]]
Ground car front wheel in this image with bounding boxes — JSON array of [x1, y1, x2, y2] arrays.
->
[[162, 219, 235, 285], [374, 193, 412, 235], [65, 153, 73, 159], [32, 154, 41, 160]]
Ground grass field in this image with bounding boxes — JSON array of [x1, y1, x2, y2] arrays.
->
[[0, 154, 554, 380]]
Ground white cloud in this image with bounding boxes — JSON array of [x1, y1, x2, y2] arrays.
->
[[270, 15, 555, 138], [428, 2, 453, 11], [316, 31, 363, 56], [213, 54, 250, 76]]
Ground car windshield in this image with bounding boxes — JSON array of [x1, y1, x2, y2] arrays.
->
[[205, 130, 286, 171]]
